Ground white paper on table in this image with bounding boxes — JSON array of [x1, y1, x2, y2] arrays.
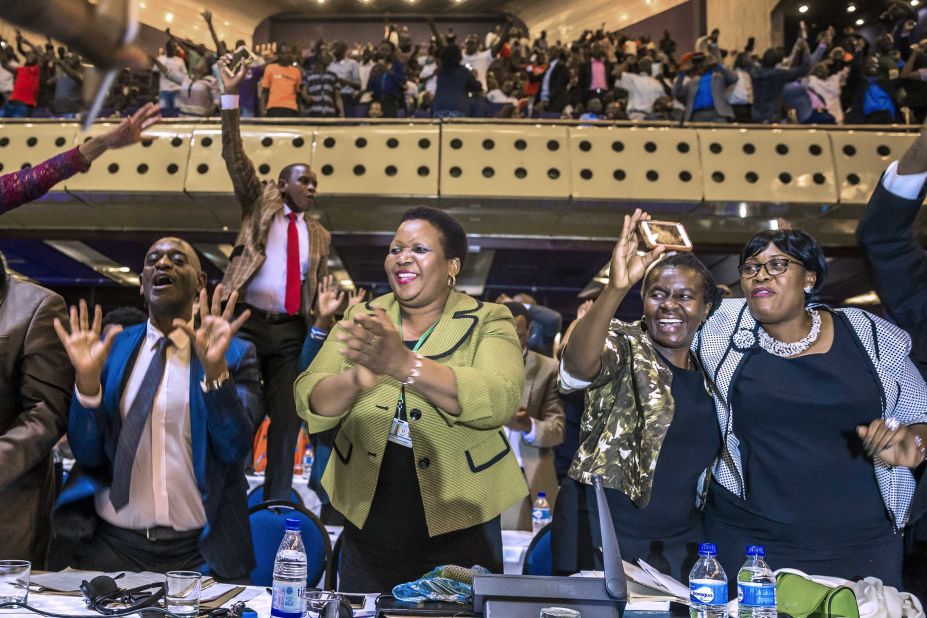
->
[[636, 558, 690, 602], [30, 570, 166, 593]]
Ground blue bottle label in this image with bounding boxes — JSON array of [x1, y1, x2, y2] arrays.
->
[[270, 581, 305, 618], [738, 582, 776, 607], [690, 579, 728, 606]]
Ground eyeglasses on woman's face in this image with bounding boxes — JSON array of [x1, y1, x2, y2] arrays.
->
[[738, 258, 803, 279]]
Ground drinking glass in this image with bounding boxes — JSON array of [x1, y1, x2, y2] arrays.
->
[[165, 571, 201, 615], [0, 560, 30, 605], [305, 590, 341, 618]]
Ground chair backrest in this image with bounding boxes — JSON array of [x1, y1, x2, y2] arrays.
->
[[249, 500, 332, 587], [247, 484, 304, 509], [522, 523, 553, 576], [325, 532, 343, 592]]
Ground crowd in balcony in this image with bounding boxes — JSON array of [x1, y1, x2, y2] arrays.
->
[[0, 2, 926, 124]]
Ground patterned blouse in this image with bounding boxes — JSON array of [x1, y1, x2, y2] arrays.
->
[[0, 147, 89, 215]]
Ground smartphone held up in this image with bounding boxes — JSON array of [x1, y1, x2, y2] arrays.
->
[[638, 220, 693, 252]]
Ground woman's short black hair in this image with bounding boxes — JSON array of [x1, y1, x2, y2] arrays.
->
[[399, 206, 468, 266], [439, 44, 463, 71], [739, 228, 826, 293], [642, 252, 721, 318]]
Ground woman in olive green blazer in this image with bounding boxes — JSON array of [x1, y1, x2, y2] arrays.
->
[[294, 207, 528, 593]]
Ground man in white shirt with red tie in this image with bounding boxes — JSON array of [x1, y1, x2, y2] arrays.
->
[[217, 54, 331, 501]]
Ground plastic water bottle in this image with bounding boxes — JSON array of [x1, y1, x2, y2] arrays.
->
[[271, 518, 307, 618], [301, 446, 313, 481], [689, 542, 728, 618], [531, 492, 552, 535], [737, 545, 776, 618]]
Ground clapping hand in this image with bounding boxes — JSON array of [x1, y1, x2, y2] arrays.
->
[[858, 418, 927, 469], [506, 408, 532, 433], [336, 307, 410, 389], [608, 208, 665, 292], [173, 284, 250, 381], [53, 300, 122, 396]]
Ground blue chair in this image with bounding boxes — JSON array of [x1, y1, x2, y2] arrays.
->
[[249, 500, 332, 588], [247, 484, 304, 509], [325, 532, 342, 591], [522, 523, 553, 576]]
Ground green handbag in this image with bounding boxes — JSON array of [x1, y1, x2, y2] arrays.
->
[[775, 572, 860, 618]]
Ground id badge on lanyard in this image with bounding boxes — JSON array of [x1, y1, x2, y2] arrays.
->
[[386, 317, 438, 449], [388, 387, 413, 448]]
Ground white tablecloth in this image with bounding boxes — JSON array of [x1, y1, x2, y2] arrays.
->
[[0, 581, 381, 618]]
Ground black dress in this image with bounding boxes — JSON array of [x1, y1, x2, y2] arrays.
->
[[552, 354, 721, 582], [704, 315, 902, 586], [337, 342, 503, 594]]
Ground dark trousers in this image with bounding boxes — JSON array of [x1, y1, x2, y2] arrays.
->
[[731, 103, 752, 123], [238, 312, 306, 500], [73, 522, 203, 572], [341, 95, 358, 118], [266, 107, 300, 118], [376, 94, 402, 118], [339, 517, 503, 593]]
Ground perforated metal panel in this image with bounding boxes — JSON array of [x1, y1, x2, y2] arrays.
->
[[829, 130, 916, 204], [313, 125, 439, 195], [440, 125, 571, 198], [184, 125, 314, 193], [0, 122, 78, 193], [699, 128, 837, 204], [66, 124, 194, 192], [570, 125, 703, 201]]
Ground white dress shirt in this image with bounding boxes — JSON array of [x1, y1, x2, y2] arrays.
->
[[76, 321, 205, 531], [462, 49, 494, 90], [881, 160, 927, 198], [243, 206, 310, 313]]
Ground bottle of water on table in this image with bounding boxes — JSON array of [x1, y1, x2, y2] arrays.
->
[[532, 491, 552, 535], [689, 542, 728, 617], [302, 445, 313, 481], [737, 545, 776, 618], [271, 517, 307, 618]]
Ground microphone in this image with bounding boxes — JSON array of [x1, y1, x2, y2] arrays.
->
[[592, 474, 627, 600]]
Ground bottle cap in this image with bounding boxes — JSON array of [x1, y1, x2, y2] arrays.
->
[[538, 491, 546, 498], [745, 545, 765, 557], [698, 542, 717, 556], [241, 610, 258, 618], [285, 517, 301, 531]]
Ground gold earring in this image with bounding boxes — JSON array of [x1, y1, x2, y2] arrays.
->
[[447, 274, 457, 288]]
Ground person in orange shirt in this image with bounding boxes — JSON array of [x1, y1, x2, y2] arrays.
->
[[260, 45, 302, 117]]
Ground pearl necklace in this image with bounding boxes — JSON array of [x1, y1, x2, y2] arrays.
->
[[757, 309, 821, 358]]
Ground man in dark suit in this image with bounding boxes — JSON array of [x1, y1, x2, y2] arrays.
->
[[501, 303, 564, 531], [858, 126, 927, 599], [537, 47, 570, 113], [857, 130, 927, 379], [578, 42, 613, 104], [54, 237, 259, 578], [0, 252, 72, 565], [216, 54, 331, 501]]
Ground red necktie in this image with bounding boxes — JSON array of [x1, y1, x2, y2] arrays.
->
[[285, 212, 301, 315]]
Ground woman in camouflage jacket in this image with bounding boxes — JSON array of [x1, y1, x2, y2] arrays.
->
[[551, 209, 723, 582]]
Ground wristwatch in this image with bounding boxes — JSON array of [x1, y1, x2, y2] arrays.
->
[[201, 369, 231, 393]]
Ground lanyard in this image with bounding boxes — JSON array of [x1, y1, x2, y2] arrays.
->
[[395, 316, 438, 419]]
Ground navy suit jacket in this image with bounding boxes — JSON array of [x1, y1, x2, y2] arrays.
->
[[63, 323, 260, 579]]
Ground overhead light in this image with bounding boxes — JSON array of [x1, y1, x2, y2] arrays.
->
[[847, 4, 856, 12], [798, 4, 809, 13], [43, 241, 140, 286], [165, 11, 174, 23], [138, 1, 145, 7], [738, 202, 749, 218], [856, 18, 864, 25], [914, 0, 921, 6], [768, 219, 780, 230]]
